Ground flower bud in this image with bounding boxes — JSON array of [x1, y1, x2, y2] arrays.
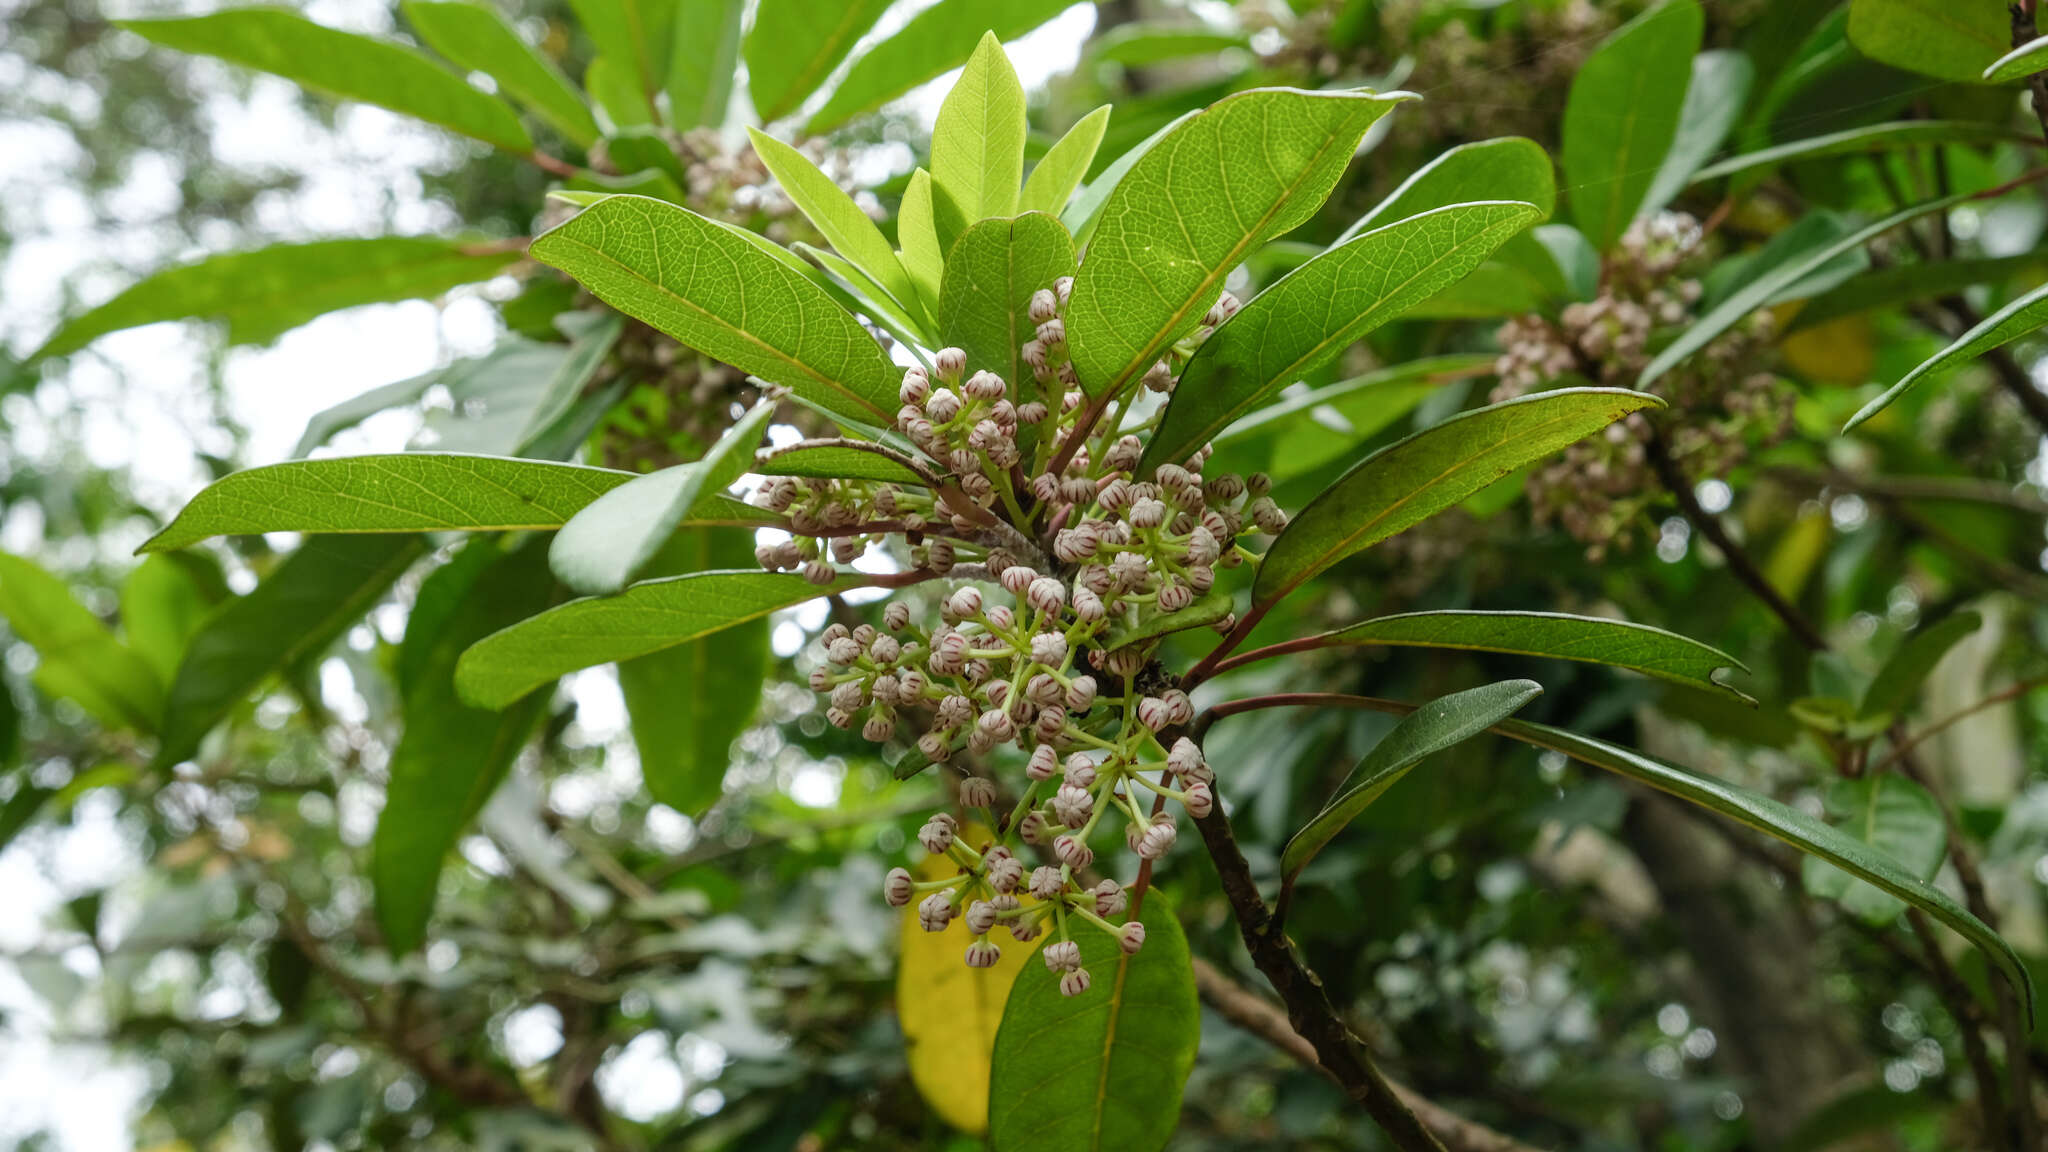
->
[[965, 939, 1002, 968], [1105, 435, 1143, 473], [1136, 696, 1171, 731], [947, 587, 983, 619], [1027, 576, 1066, 615], [927, 540, 956, 574], [884, 867, 914, 907], [900, 369, 930, 406], [1167, 738, 1205, 778], [1119, 921, 1148, 955], [1131, 816, 1177, 860], [808, 667, 833, 692], [1035, 706, 1066, 741], [1009, 916, 1042, 942], [986, 605, 1015, 631], [1029, 865, 1066, 900], [1162, 689, 1194, 726], [917, 731, 952, 763], [1143, 361, 1175, 393], [1093, 879, 1126, 918], [1031, 631, 1068, 666], [830, 681, 865, 712], [933, 347, 968, 380], [1021, 338, 1048, 371], [1028, 673, 1063, 706], [1055, 834, 1094, 870], [1029, 288, 1059, 323], [1027, 744, 1059, 781], [1019, 810, 1051, 845], [826, 636, 862, 666], [919, 819, 955, 854], [978, 708, 1016, 742], [964, 899, 999, 935], [1060, 968, 1093, 997], [1182, 779, 1214, 818], [1204, 291, 1240, 327], [1054, 275, 1074, 305], [965, 369, 1006, 400], [1043, 940, 1081, 972], [918, 892, 955, 931], [1053, 783, 1093, 827], [960, 776, 998, 809], [1063, 754, 1099, 788], [1000, 565, 1038, 597], [1249, 496, 1288, 534], [1066, 675, 1098, 712], [1157, 582, 1194, 612], [1054, 527, 1099, 563], [1017, 400, 1048, 424], [988, 853, 1024, 894], [805, 559, 836, 586], [1035, 317, 1066, 348], [926, 388, 962, 423], [862, 713, 895, 742], [1070, 587, 1106, 625]]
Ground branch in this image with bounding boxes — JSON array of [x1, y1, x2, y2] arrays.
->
[[2016, 3, 2048, 150]]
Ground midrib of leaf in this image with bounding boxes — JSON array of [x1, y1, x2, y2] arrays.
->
[[1903, 0, 2006, 49], [288, 543, 425, 672], [780, 5, 871, 117], [1598, 84, 1648, 246], [1090, 943, 1138, 1151], [547, 232, 890, 423]]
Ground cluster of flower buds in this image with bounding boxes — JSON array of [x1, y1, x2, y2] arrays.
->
[[751, 278, 1284, 991], [1491, 211, 1793, 559]]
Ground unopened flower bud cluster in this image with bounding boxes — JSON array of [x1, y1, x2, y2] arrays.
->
[[1491, 212, 1795, 559]]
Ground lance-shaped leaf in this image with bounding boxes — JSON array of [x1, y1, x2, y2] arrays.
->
[[1339, 138, 1554, 242], [1641, 191, 1969, 388], [32, 237, 517, 361], [1060, 109, 1197, 246], [1255, 389, 1660, 607], [456, 569, 840, 708], [1066, 87, 1412, 398], [758, 442, 928, 485], [898, 169, 946, 315], [1019, 105, 1112, 216], [1846, 281, 2048, 430], [749, 128, 919, 315], [1802, 775, 1947, 924], [939, 213, 1079, 402], [1690, 121, 2024, 184], [1848, 0, 2009, 82], [745, 0, 893, 122], [667, 0, 744, 128], [1497, 718, 2030, 1015], [529, 195, 899, 425], [402, 0, 598, 147], [1861, 611, 1982, 720], [569, 0, 677, 102], [1090, 24, 1251, 66], [373, 538, 554, 953], [1282, 680, 1542, 883], [1101, 587, 1236, 652], [143, 456, 661, 552], [585, 53, 654, 126], [1987, 35, 2048, 82], [1641, 50, 1752, 215], [0, 553, 164, 734], [159, 535, 424, 765], [120, 9, 532, 152], [989, 894, 1199, 1152], [121, 555, 219, 686], [1793, 254, 2048, 331], [550, 401, 774, 595], [1143, 201, 1541, 471], [1562, 0, 1702, 250], [1319, 610, 1750, 700], [806, 0, 1077, 133], [930, 34, 1028, 245]]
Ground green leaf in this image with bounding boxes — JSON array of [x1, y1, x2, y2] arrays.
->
[[1066, 87, 1411, 398], [1986, 35, 2048, 82], [1642, 50, 1753, 215], [1848, 0, 2008, 82], [0, 553, 163, 733], [1861, 611, 1982, 719], [1019, 105, 1112, 216], [1846, 279, 2048, 430], [529, 195, 900, 426], [455, 569, 838, 708], [1793, 254, 2048, 331], [569, 0, 678, 103], [140, 456, 730, 552], [605, 127, 690, 189], [1801, 775, 1947, 924], [744, 0, 893, 122], [1641, 191, 1969, 388], [667, 0, 745, 128], [930, 33, 1028, 243], [121, 555, 215, 686], [1143, 201, 1541, 472], [402, 0, 598, 147], [898, 169, 946, 316], [1101, 586, 1236, 653], [749, 127, 919, 315], [1281, 680, 1542, 882], [120, 8, 532, 152], [939, 213, 1079, 405], [549, 401, 774, 595], [1694, 121, 2026, 185], [32, 237, 517, 360], [1500, 718, 2029, 1016], [1562, 0, 1703, 250], [989, 893, 1199, 1152], [1320, 610, 1751, 700], [293, 367, 442, 458], [0, 772, 54, 856], [1339, 137, 1555, 241], [373, 538, 554, 953], [1090, 24, 1250, 66], [1059, 108, 1197, 247], [759, 442, 928, 485], [795, 243, 935, 348], [158, 535, 424, 765], [1254, 389, 1660, 607], [617, 531, 767, 815], [805, 0, 1076, 133], [585, 53, 654, 127]]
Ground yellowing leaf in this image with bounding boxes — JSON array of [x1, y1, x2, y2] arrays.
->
[[896, 826, 1042, 1133], [1778, 307, 1874, 384]]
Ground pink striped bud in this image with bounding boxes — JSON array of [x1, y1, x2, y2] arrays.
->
[[1060, 968, 1093, 997], [919, 819, 955, 854], [1000, 565, 1038, 596], [1157, 582, 1195, 612], [1119, 921, 1147, 955], [1043, 940, 1081, 972], [918, 892, 955, 931], [965, 940, 1002, 968], [1027, 577, 1066, 615], [1182, 779, 1214, 818], [1029, 866, 1065, 900], [805, 560, 836, 586], [1029, 288, 1059, 323], [1136, 696, 1172, 731], [933, 347, 968, 379], [862, 713, 894, 742], [926, 388, 962, 423], [1031, 632, 1068, 666], [988, 853, 1024, 894], [1064, 754, 1099, 788], [1066, 675, 1098, 712], [1053, 784, 1093, 827], [1105, 436, 1144, 472], [918, 731, 952, 762], [960, 776, 998, 808], [1055, 834, 1094, 870], [1027, 744, 1059, 781], [1017, 401, 1048, 424], [1167, 737, 1204, 778], [965, 899, 998, 935], [900, 370, 930, 406], [1162, 689, 1194, 726], [1018, 810, 1051, 845], [965, 370, 1007, 400], [1093, 879, 1126, 918], [884, 867, 914, 907]]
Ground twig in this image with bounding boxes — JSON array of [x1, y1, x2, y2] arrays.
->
[[1911, 908, 2014, 1149], [2015, 3, 2048, 149], [1874, 678, 2048, 775], [529, 150, 580, 179]]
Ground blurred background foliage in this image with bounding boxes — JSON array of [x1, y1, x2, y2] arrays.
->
[[2, 0, 2048, 1149]]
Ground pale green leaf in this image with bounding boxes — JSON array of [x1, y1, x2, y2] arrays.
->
[[1090, 23, 1250, 66], [795, 243, 934, 348], [1321, 610, 1750, 700], [1986, 35, 2048, 82], [1692, 121, 2027, 184], [402, 0, 598, 147], [1801, 775, 1947, 924], [749, 127, 918, 312], [1641, 50, 1753, 215], [1100, 586, 1235, 652], [569, 0, 678, 102], [0, 553, 163, 733], [1144, 201, 1540, 471], [898, 169, 946, 317], [1059, 108, 1196, 247], [1339, 137, 1554, 242], [1282, 680, 1542, 882], [120, 8, 532, 152], [120, 555, 216, 686], [1067, 87, 1411, 398], [805, 0, 1077, 133], [930, 33, 1028, 243], [32, 237, 517, 360], [759, 442, 928, 485], [1562, 0, 1702, 249], [745, 0, 893, 122], [1846, 279, 2048, 430], [528, 195, 900, 426], [1848, 0, 2008, 82], [455, 569, 840, 708], [1019, 105, 1111, 216], [1861, 611, 1982, 719], [585, 53, 654, 127], [938, 212, 1078, 406], [667, 0, 744, 128], [1255, 389, 1660, 606]]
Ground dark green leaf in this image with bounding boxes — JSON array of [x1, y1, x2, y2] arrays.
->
[[1282, 680, 1542, 882], [456, 569, 840, 708], [1322, 610, 1751, 700], [744, 0, 893, 122], [1101, 586, 1236, 653], [1846, 280, 2048, 430], [1067, 87, 1410, 397], [373, 538, 554, 952], [120, 8, 532, 151], [157, 535, 424, 765], [1254, 389, 1661, 607], [402, 0, 598, 147], [1848, 0, 2008, 82], [32, 237, 518, 360], [530, 195, 900, 426], [989, 894, 1199, 1152], [1792, 255, 2048, 331], [939, 212, 1078, 405], [1144, 201, 1541, 471], [0, 552, 163, 733], [1691, 121, 2026, 184], [805, 0, 1076, 133], [1019, 105, 1112, 216], [758, 442, 928, 485], [1642, 50, 1753, 214], [930, 34, 1028, 243], [0, 772, 53, 855], [668, 0, 744, 128], [1562, 0, 1702, 249], [1801, 775, 1947, 923], [1861, 611, 1982, 719]]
